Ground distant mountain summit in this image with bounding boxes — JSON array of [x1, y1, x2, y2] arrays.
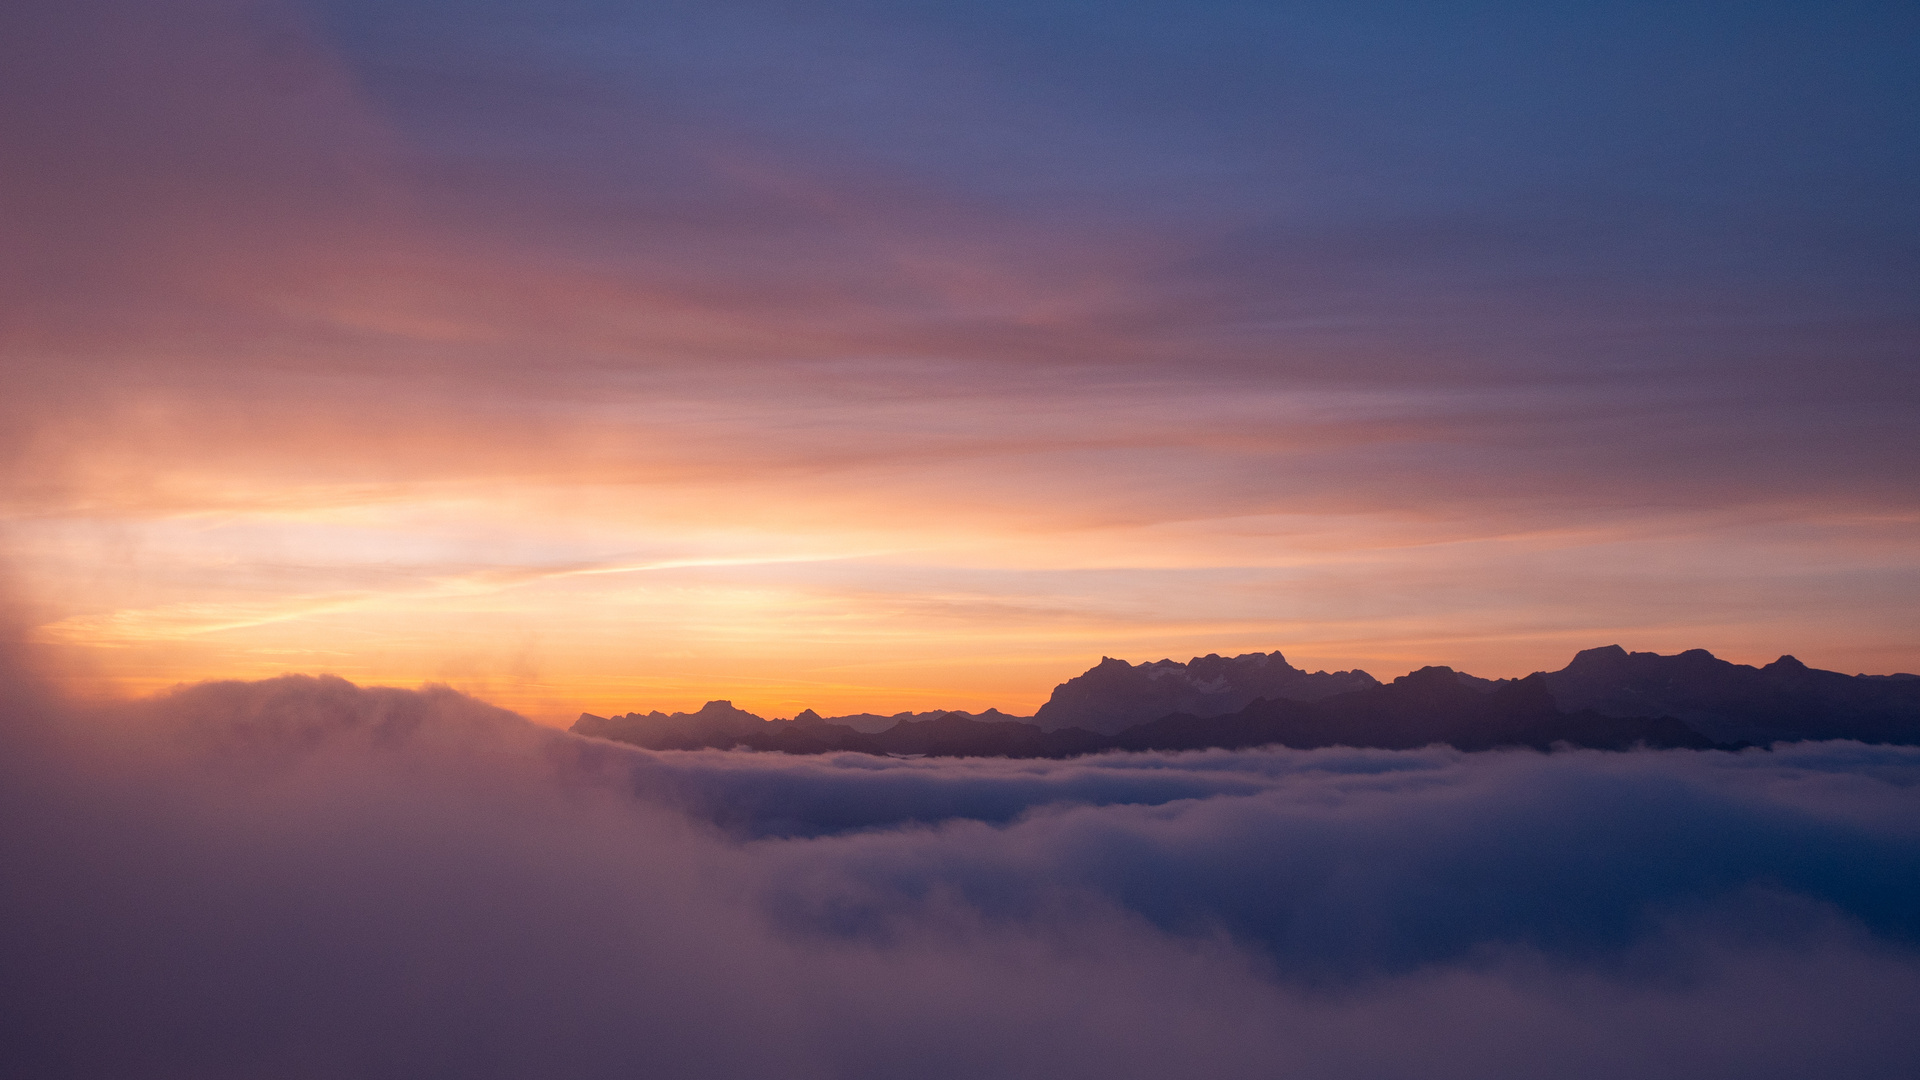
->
[[1108, 667, 1715, 754], [1032, 651, 1379, 734], [573, 705, 1106, 757], [1540, 645, 1920, 745], [570, 646, 1920, 759], [572, 700, 766, 748]]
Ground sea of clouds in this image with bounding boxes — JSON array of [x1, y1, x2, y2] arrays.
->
[[4, 669, 1919, 1078]]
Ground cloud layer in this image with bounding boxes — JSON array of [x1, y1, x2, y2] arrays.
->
[[5, 669, 1918, 1077]]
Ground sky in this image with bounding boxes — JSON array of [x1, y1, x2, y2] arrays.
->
[[3, 0, 1917, 722]]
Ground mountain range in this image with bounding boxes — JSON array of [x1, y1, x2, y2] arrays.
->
[[571, 646, 1920, 758]]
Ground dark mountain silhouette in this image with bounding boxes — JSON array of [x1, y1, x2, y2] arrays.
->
[[571, 646, 1918, 759], [859, 710, 1109, 758], [791, 709, 961, 734], [572, 700, 769, 749], [1539, 645, 1920, 745], [1110, 668, 1717, 753], [1032, 651, 1380, 734], [574, 705, 1107, 757]]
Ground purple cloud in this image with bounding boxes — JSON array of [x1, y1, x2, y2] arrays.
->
[[3, 670, 1917, 1077]]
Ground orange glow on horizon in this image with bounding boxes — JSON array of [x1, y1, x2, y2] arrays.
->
[[4, 2, 1914, 721], [16, 451, 1916, 724]]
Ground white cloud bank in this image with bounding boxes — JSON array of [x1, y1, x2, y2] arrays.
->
[[3, 672, 1918, 1078]]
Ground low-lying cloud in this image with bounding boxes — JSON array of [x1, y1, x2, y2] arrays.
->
[[4, 671, 1918, 1078]]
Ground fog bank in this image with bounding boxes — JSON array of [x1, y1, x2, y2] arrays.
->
[[3, 672, 1917, 1078]]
